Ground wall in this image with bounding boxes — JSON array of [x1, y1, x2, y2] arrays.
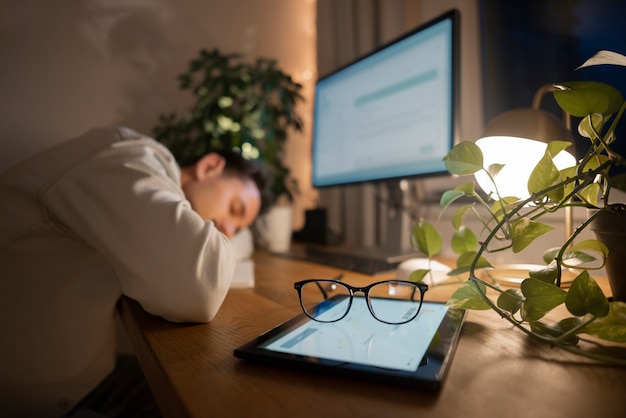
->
[[0, 0, 317, 227]]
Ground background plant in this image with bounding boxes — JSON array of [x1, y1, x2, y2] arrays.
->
[[412, 51, 626, 364], [153, 48, 304, 203]]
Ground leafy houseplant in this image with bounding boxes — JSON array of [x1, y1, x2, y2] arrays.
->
[[153, 48, 304, 203], [412, 51, 626, 364]]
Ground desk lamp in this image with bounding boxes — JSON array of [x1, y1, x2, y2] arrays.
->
[[475, 84, 576, 201], [473, 84, 577, 283]]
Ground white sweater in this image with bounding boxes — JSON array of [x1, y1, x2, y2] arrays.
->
[[0, 127, 235, 417]]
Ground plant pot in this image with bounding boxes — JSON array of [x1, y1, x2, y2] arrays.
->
[[589, 206, 626, 302], [255, 205, 293, 253]]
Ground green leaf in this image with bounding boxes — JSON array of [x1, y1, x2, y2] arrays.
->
[[497, 289, 524, 314], [520, 278, 567, 321], [491, 196, 520, 221], [530, 141, 574, 201], [528, 262, 558, 284], [582, 301, 626, 342], [451, 226, 478, 255], [446, 280, 491, 310], [448, 251, 493, 276], [456, 182, 476, 195], [457, 251, 493, 269], [543, 246, 597, 267], [409, 269, 430, 283], [440, 190, 465, 210], [528, 318, 581, 345], [565, 271, 610, 317], [411, 219, 442, 257], [577, 182, 601, 206], [443, 142, 484, 175], [511, 218, 554, 253], [577, 50, 626, 69], [487, 163, 505, 177], [546, 140, 574, 158], [440, 182, 476, 213], [451, 204, 474, 230], [553, 81, 623, 117], [528, 149, 560, 195], [566, 239, 608, 268], [578, 114, 606, 139], [608, 173, 626, 193]]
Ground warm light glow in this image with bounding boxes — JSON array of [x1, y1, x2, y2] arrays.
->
[[474, 136, 576, 199]]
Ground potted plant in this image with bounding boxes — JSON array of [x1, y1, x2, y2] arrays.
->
[[153, 48, 304, 204], [412, 51, 626, 364]]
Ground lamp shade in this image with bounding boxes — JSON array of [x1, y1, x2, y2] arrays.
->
[[480, 108, 573, 143], [475, 108, 576, 199]]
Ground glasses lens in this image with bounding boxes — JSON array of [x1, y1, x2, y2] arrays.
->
[[368, 281, 423, 324], [299, 280, 351, 322]]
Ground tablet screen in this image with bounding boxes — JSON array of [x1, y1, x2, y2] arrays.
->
[[235, 297, 464, 389], [263, 297, 447, 371]]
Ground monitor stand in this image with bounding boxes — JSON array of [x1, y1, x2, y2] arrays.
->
[[378, 179, 418, 258], [286, 179, 422, 272]]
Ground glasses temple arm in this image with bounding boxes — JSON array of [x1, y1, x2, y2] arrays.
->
[[314, 281, 329, 300], [313, 274, 344, 301]]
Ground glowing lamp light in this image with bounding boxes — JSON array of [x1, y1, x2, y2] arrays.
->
[[473, 90, 577, 201], [475, 135, 576, 200]]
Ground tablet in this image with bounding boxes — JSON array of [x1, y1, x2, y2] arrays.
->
[[234, 297, 465, 389]]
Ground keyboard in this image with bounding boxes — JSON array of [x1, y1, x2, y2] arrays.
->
[[286, 247, 401, 275]]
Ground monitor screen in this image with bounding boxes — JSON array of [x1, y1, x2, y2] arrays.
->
[[312, 9, 459, 188]]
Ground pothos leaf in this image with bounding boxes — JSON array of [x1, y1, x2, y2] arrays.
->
[[543, 246, 597, 266], [582, 301, 626, 343], [608, 172, 626, 192], [577, 50, 626, 68], [451, 204, 474, 230], [491, 196, 521, 222], [409, 269, 430, 283], [527, 141, 573, 195], [497, 289, 523, 314], [578, 113, 606, 140], [511, 218, 554, 253], [443, 141, 484, 175], [487, 163, 505, 177], [528, 261, 558, 284], [440, 190, 466, 211], [528, 318, 581, 345], [451, 226, 478, 255], [440, 183, 474, 224], [520, 278, 567, 321], [449, 251, 493, 275], [553, 81, 623, 117], [411, 219, 442, 257], [565, 239, 608, 269], [565, 271, 610, 317], [446, 280, 490, 310]]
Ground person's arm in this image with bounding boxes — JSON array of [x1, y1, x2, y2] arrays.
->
[[43, 135, 234, 323]]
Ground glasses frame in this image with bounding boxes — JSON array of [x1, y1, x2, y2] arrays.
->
[[293, 279, 429, 325]]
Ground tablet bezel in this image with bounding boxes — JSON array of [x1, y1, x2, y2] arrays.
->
[[234, 301, 465, 389]]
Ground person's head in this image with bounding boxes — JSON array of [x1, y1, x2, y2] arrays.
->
[[179, 150, 272, 238]]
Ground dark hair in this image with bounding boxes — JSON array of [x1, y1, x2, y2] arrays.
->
[[221, 150, 273, 215], [181, 150, 273, 216]]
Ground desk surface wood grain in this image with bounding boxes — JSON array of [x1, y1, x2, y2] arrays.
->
[[118, 251, 626, 418]]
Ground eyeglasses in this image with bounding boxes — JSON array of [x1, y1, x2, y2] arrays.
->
[[294, 278, 428, 325]]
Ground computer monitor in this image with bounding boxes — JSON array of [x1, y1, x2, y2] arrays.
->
[[311, 9, 459, 257], [312, 9, 459, 188]]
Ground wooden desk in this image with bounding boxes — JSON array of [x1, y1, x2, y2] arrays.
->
[[119, 251, 626, 418]]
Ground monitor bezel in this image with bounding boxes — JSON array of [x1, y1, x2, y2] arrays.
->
[[311, 8, 460, 188]]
